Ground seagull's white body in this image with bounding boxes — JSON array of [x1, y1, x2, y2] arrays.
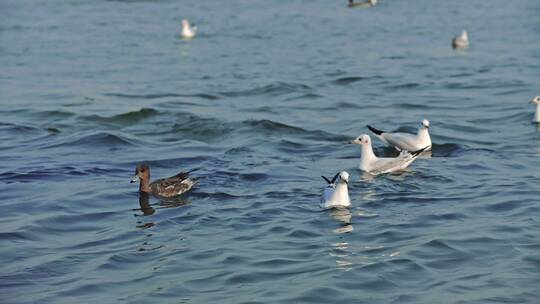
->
[[348, 0, 377, 8], [320, 171, 351, 209], [350, 134, 425, 175], [181, 19, 197, 39], [531, 96, 540, 123], [368, 119, 432, 152], [452, 30, 469, 49]]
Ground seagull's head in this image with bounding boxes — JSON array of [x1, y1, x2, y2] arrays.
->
[[369, 0, 377, 5], [349, 134, 371, 145], [530, 96, 540, 105], [461, 30, 468, 40], [182, 19, 190, 28], [131, 163, 150, 183], [421, 119, 430, 129], [338, 171, 350, 184]]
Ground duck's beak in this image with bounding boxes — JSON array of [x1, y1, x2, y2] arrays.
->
[[130, 175, 139, 183]]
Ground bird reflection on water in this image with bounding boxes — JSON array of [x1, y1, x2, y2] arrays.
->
[[135, 193, 155, 229], [330, 241, 353, 271], [328, 208, 354, 271], [137, 192, 155, 216], [133, 192, 192, 251], [134, 192, 192, 229], [329, 208, 354, 234]]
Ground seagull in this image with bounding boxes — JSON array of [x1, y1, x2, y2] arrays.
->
[[348, 0, 377, 8], [131, 163, 198, 198], [452, 30, 469, 49], [367, 119, 432, 152], [530, 96, 540, 123], [349, 134, 427, 175], [320, 171, 351, 209], [181, 19, 197, 39]]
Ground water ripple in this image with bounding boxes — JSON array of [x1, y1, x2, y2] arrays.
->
[[105, 93, 220, 100], [219, 82, 312, 98]]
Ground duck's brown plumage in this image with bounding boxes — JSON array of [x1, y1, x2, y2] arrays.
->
[[149, 171, 198, 198], [133, 164, 198, 198]]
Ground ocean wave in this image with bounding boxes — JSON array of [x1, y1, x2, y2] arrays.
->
[[167, 114, 349, 144], [238, 173, 269, 182], [80, 108, 160, 126], [244, 119, 306, 133], [0, 165, 124, 183], [171, 114, 235, 141], [242, 119, 350, 142], [331, 76, 368, 86], [219, 82, 312, 98], [42, 132, 140, 149], [443, 79, 527, 90], [385, 82, 422, 90], [0, 122, 42, 134], [105, 92, 219, 100], [431, 143, 465, 157], [285, 93, 323, 101], [0, 167, 86, 183]]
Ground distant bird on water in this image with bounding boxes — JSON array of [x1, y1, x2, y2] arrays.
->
[[131, 163, 198, 198], [530, 96, 540, 123], [181, 19, 197, 39], [452, 30, 469, 49], [320, 171, 351, 209], [348, 0, 377, 8], [367, 119, 432, 152]]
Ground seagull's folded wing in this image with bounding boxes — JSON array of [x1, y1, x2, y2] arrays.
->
[[381, 132, 419, 151], [371, 153, 415, 174], [320, 186, 336, 206]]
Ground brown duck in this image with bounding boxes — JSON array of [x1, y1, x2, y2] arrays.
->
[[131, 163, 198, 198]]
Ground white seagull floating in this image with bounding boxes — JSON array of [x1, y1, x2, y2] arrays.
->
[[530, 96, 540, 123], [452, 30, 469, 49], [320, 171, 351, 209], [348, 0, 377, 8], [367, 119, 432, 152], [181, 19, 197, 39], [349, 134, 427, 175]]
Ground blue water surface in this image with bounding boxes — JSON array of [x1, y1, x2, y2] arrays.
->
[[1, 0, 540, 303]]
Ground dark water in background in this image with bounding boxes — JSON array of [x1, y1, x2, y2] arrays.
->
[[1, 0, 540, 303]]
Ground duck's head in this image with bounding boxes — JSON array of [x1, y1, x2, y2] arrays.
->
[[530, 96, 540, 105], [349, 134, 371, 146], [131, 163, 150, 183], [421, 119, 430, 129], [338, 171, 350, 185]]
